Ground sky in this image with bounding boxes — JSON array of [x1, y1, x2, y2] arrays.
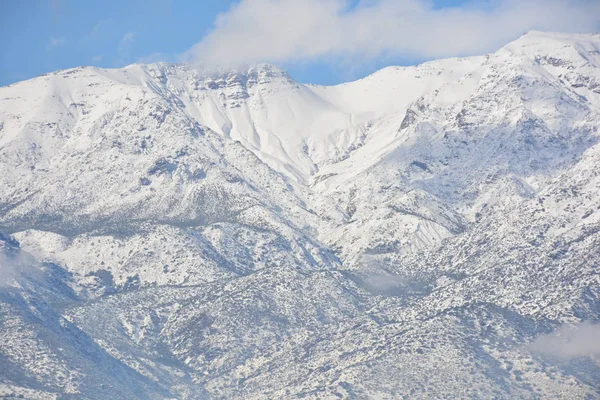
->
[[1, 0, 600, 87]]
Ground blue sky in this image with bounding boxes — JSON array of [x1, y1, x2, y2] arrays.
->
[[0, 0, 232, 85], [1, 0, 599, 87]]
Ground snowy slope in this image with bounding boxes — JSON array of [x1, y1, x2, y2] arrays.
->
[[1, 31, 600, 398]]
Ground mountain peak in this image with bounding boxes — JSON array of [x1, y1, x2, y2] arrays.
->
[[181, 62, 293, 84], [505, 30, 600, 52], [248, 63, 292, 80], [499, 30, 600, 69]]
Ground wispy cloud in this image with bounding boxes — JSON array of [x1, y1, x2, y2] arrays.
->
[[114, 32, 136, 66], [529, 321, 600, 358], [0, 246, 39, 288], [90, 19, 113, 38], [0, 253, 20, 287], [119, 32, 136, 54], [81, 19, 114, 43], [46, 36, 66, 50], [136, 52, 170, 64], [92, 55, 103, 63], [186, 0, 600, 69]]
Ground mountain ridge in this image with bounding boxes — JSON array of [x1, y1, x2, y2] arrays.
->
[[1, 30, 600, 399]]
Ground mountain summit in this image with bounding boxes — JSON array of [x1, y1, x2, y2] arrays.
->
[[1, 31, 600, 399]]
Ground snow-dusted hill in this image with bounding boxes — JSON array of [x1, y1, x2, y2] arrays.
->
[[1, 31, 600, 399]]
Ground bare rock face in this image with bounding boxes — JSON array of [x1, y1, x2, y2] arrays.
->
[[1, 31, 600, 399]]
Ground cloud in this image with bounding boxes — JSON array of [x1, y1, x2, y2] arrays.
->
[[186, 0, 600, 69], [118, 32, 136, 54], [349, 254, 429, 297], [89, 19, 113, 38], [46, 36, 66, 50], [114, 32, 136, 66], [529, 321, 600, 358], [136, 52, 170, 64], [81, 19, 114, 44], [92, 55, 103, 63], [0, 248, 38, 288], [0, 253, 20, 287]]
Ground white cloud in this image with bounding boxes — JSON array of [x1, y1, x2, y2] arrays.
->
[[136, 52, 170, 64], [186, 0, 600, 69], [118, 32, 136, 54], [90, 19, 112, 38], [114, 32, 136, 66], [0, 253, 19, 287], [81, 19, 114, 44], [529, 322, 600, 358], [92, 55, 103, 63], [0, 249, 39, 288], [46, 36, 66, 50]]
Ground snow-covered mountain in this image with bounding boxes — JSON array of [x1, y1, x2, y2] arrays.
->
[[1, 31, 600, 398]]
